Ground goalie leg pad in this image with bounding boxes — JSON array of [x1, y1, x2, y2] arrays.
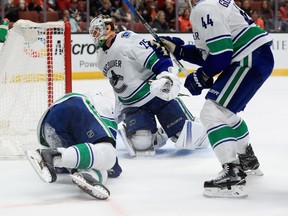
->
[[118, 128, 156, 157], [130, 130, 154, 151], [175, 120, 209, 150]]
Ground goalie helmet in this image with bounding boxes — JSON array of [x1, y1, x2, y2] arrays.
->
[[89, 14, 114, 50]]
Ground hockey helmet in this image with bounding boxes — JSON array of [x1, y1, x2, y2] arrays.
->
[[89, 14, 114, 50]]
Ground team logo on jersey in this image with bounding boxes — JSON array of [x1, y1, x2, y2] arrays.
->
[[87, 130, 95, 138], [109, 70, 127, 93], [121, 31, 131, 38], [103, 60, 122, 76]]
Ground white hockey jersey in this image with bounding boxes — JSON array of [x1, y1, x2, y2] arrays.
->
[[190, 0, 272, 62], [96, 31, 162, 114]]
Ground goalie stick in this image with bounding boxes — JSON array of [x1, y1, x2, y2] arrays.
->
[[122, 0, 189, 76]]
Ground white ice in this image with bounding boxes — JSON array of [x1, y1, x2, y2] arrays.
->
[[1, 77, 288, 216]]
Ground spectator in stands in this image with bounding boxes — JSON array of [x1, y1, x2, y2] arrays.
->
[[164, 0, 176, 31], [27, 0, 44, 12], [259, 0, 274, 21], [265, 9, 288, 32], [152, 10, 170, 33], [241, 0, 251, 15], [99, 0, 116, 17], [235, 0, 242, 8], [25, 0, 55, 12], [5, 1, 20, 22], [0, 18, 10, 43], [77, 0, 87, 22], [157, 0, 175, 11], [280, 0, 288, 21], [90, 0, 101, 18], [250, 10, 265, 29], [139, 0, 157, 24], [69, 0, 81, 22], [113, 0, 132, 28], [56, 0, 70, 11], [270, 0, 285, 11], [113, 0, 131, 22], [111, 0, 121, 8], [62, 9, 82, 32], [178, 8, 192, 32], [47, 0, 57, 11], [157, 0, 166, 10], [18, 1, 29, 11]]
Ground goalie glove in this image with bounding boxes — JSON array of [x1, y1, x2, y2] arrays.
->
[[184, 67, 214, 96], [150, 68, 181, 101]]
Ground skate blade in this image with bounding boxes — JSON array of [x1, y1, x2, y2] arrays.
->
[[25, 150, 54, 183], [245, 168, 264, 176], [203, 185, 248, 198], [70, 174, 110, 200]]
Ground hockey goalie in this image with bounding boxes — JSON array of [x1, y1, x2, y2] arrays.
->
[[89, 14, 210, 157]]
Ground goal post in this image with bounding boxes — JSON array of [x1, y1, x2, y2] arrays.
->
[[0, 20, 72, 157]]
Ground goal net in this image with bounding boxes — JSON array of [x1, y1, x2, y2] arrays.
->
[[0, 20, 72, 158]]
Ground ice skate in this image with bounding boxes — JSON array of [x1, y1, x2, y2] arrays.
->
[[70, 170, 110, 200], [203, 163, 248, 198], [238, 144, 263, 176], [26, 149, 61, 183]]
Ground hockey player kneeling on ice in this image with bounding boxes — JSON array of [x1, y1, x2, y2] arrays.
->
[[26, 92, 122, 200], [89, 14, 210, 157]]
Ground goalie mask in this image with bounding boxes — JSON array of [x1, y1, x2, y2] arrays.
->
[[89, 15, 114, 50]]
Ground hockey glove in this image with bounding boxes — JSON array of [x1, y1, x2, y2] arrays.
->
[[150, 70, 181, 101], [149, 40, 169, 58], [184, 67, 214, 96], [159, 36, 185, 60]]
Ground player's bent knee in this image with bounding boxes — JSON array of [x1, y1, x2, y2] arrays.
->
[[91, 143, 117, 170], [200, 100, 224, 129], [130, 130, 153, 151]]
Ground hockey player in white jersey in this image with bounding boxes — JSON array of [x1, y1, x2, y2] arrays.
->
[[152, 0, 274, 197], [26, 92, 122, 200], [89, 14, 210, 157]]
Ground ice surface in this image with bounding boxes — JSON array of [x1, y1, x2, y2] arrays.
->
[[1, 77, 288, 216]]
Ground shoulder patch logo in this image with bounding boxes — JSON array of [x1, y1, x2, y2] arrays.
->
[[121, 31, 131, 38]]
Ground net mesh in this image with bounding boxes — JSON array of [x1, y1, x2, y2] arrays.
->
[[0, 20, 69, 157]]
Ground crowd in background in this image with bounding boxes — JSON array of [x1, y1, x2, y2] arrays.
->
[[1, 0, 288, 33]]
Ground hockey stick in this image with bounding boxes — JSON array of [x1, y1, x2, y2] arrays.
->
[[122, 0, 189, 76]]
